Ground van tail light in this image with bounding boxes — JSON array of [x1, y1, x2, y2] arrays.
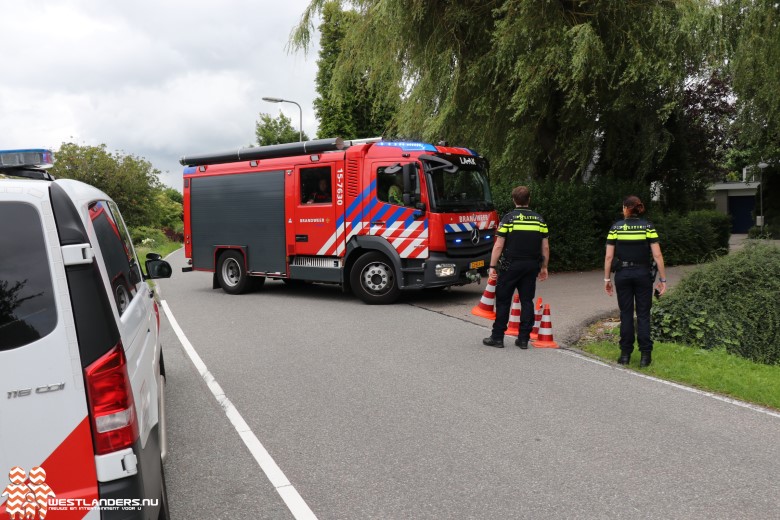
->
[[153, 300, 160, 331], [84, 344, 139, 455]]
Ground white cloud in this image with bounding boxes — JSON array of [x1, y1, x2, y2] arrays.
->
[[0, 0, 322, 189]]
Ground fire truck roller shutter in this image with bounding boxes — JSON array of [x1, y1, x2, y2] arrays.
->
[[190, 171, 286, 274]]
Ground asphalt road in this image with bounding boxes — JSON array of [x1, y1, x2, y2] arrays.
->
[[158, 248, 779, 519]]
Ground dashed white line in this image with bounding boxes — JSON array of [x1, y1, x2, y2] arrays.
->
[[160, 300, 318, 520]]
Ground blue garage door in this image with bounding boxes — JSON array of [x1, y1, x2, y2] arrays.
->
[[728, 195, 756, 233]]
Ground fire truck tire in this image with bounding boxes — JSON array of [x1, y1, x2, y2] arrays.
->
[[217, 251, 251, 294], [350, 251, 401, 304]]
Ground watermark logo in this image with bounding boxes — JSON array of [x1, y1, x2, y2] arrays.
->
[[3, 466, 158, 516], [1, 466, 55, 520]]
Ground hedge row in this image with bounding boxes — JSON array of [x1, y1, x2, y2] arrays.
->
[[491, 179, 730, 271], [651, 243, 780, 365]]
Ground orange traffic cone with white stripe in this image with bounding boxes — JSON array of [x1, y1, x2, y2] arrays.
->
[[532, 304, 559, 348], [471, 276, 497, 319], [529, 297, 543, 340], [505, 293, 522, 337]]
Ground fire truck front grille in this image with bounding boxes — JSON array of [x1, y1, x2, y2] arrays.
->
[[291, 256, 341, 268], [445, 229, 494, 258]]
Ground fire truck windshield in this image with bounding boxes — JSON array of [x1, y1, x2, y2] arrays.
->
[[424, 158, 493, 213]]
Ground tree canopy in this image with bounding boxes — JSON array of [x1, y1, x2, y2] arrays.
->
[[293, 0, 715, 184], [51, 143, 163, 227], [725, 0, 780, 163], [255, 112, 309, 145], [313, 1, 395, 139]]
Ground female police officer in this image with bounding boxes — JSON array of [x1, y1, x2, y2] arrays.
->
[[603, 196, 667, 367]]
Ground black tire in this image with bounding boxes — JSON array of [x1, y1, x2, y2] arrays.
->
[[350, 252, 401, 304], [217, 251, 251, 294]]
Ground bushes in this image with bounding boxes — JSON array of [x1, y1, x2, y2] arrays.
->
[[652, 243, 780, 365], [652, 210, 730, 265], [748, 225, 780, 239], [130, 226, 168, 249], [491, 178, 732, 270]]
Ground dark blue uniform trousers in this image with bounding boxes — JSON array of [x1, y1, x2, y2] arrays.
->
[[614, 267, 654, 353], [491, 259, 539, 341]]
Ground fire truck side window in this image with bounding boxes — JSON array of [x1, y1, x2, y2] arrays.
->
[[300, 167, 332, 204], [377, 166, 418, 207]]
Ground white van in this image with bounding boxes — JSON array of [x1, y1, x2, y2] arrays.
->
[[0, 150, 172, 519]]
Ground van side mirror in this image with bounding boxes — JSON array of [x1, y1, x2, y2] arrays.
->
[[145, 259, 173, 279]]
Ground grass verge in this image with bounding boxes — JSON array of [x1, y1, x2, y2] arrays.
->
[[136, 240, 182, 262], [579, 322, 780, 411]]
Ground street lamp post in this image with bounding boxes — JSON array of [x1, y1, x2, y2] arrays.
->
[[758, 162, 768, 230], [262, 96, 303, 142]]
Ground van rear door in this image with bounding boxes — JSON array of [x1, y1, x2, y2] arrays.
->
[[0, 195, 99, 518]]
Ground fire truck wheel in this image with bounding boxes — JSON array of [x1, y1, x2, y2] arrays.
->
[[217, 251, 251, 294], [350, 251, 400, 304]]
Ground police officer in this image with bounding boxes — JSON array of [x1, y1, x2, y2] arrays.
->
[[483, 186, 549, 348], [604, 195, 667, 367]]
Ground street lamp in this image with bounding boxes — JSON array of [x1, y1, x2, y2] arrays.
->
[[262, 96, 303, 142], [758, 162, 768, 230]]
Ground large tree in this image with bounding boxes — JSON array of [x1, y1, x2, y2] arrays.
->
[[292, 0, 714, 183], [51, 143, 162, 227], [313, 1, 395, 139], [255, 112, 309, 145], [724, 0, 780, 162]]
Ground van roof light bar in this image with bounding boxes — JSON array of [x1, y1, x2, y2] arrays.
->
[[0, 149, 55, 169]]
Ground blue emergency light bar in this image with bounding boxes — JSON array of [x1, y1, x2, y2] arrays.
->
[[374, 141, 438, 152], [0, 149, 55, 169]]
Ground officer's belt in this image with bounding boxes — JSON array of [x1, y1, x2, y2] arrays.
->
[[619, 261, 649, 268]]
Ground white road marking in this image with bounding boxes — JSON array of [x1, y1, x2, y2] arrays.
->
[[556, 348, 780, 419], [160, 300, 318, 520]]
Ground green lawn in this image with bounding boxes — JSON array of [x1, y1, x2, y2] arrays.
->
[[581, 340, 780, 410]]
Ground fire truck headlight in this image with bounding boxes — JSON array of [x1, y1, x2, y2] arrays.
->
[[435, 264, 456, 277]]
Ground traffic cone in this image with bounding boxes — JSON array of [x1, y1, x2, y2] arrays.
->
[[530, 297, 543, 340], [505, 293, 521, 337], [470, 276, 497, 319], [532, 304, 559, 348]]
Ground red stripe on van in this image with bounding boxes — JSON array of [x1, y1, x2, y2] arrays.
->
[[0, 417, 98, 519]]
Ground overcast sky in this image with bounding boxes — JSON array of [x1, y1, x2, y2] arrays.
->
[[1, 0, 321, 188]]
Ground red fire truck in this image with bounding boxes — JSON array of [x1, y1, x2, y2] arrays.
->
[[180, 138, 499, 304]]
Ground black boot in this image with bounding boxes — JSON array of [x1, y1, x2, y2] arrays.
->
[[515, 338, 529, 349], [617, 352, 631, 365], [482, 337, 504, 348], [639, 352, 652, 368]]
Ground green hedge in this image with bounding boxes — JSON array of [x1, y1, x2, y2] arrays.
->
[[651, 243, 780, 365], [490, 179, 728, 271], [130, 226, 168, 249], [652, 210, 730, 265]]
